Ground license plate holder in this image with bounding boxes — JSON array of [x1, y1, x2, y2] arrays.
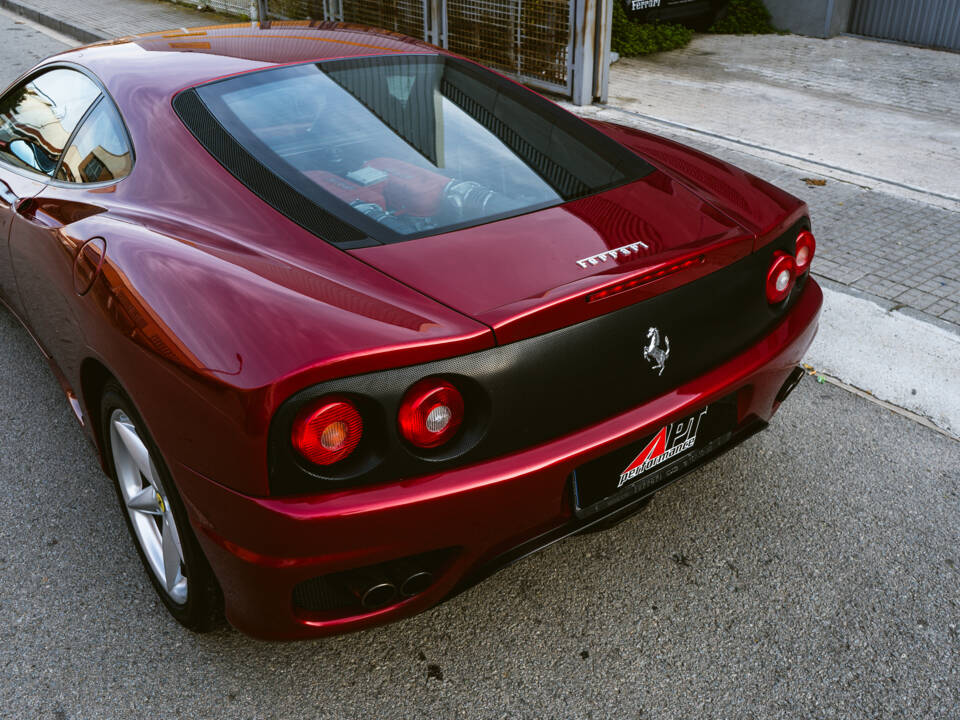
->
[[572, 395, 738, 518]]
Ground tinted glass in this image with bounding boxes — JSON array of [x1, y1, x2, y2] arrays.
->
[[0, 68, 101, 175], [56, 99, 132, 183], [195, 55, 650, 240]]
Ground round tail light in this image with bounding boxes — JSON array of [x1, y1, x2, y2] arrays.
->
[[292, 398, 363, 466], [398, 378, 464, 449], [766, 251, 796, 304], [794, 230, 816, 273]]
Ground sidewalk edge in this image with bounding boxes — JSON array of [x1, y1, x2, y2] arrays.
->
[[813, 276, 960, 338], [0, 0, 106, 43]]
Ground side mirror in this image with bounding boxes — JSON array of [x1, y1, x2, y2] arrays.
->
[[8, 138, 55, 174], [8, 139, 36, 168]]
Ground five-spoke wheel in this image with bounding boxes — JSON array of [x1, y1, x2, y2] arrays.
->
[[101, 381, 222, 631], [110, 409, 188, 604]]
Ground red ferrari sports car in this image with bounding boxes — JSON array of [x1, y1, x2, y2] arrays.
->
[[0, 21, 820, 639]]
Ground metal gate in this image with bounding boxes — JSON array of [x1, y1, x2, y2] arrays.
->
[[259, 0, 611, 102], [850, 0, 960, 51], [441, 0, 574, 93]]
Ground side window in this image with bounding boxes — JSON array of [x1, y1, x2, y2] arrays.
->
[[0, 68, 101, 175], [56, 99, 133, 183]]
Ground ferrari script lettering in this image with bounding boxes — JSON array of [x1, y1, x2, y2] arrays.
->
[[618, 408, 707, 487], [631, 0, 661, 8], [576, 242, 649, 269]]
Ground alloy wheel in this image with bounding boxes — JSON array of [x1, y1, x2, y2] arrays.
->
[[109, 409, 188, 604]]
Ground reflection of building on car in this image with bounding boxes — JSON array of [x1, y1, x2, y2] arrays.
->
[[0, 68, 130, 182], [0, 87, 68, 175], [59, 142, 128, 183]]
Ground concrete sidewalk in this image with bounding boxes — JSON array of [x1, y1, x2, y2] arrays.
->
[[0, 0, 233, 42], [607, 33, 960, 207]]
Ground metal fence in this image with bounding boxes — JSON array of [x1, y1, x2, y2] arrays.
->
[[850, 0, 960, 51], [197, 0, 260, 16], [249, 0, 611, 102], [443, 0, 573, 91]]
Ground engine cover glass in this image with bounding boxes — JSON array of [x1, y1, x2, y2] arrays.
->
[[193, 54, 652, 242]]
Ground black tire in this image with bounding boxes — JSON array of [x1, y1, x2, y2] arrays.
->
[[100, 380, 223, 632]]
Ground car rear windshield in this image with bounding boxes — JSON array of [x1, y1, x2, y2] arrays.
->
[[187, 54, 652, 245]]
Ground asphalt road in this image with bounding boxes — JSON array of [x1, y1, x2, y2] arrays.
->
[[1, 14, 958, 720]]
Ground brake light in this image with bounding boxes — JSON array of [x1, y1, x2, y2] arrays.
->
[[587, 255, 705, 303], [794, 230, 816, 273], [398, 378, 464, 449], [291, 398, 363, 466], [766, 251, 796, 304]]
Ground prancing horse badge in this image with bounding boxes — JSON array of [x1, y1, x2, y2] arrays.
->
[[643, 327, 670, 376]]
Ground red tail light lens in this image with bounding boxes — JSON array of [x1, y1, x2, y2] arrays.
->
[[794, 230, 816, 273], [766, 251, 796, 304], [398, 379, 464, 449], [292, 398, 363, 466]]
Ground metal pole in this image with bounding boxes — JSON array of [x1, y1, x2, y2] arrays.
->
[[256, 0, 268, 21], [428, 0, 442, 45], [571, 0, 597, 105], [593, 0, 612, 103]]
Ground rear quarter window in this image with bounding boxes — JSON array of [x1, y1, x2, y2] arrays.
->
[[56, 98, 133, 183]]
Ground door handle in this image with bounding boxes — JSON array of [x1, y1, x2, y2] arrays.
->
[[13, 197, 36, 217]]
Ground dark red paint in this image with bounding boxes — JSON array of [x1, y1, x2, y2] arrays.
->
[[0, 22, 821, 639]]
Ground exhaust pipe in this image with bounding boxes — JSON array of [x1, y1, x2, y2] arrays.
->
[[388, 558, 436, 597], [400, 570, 434, 597], [345, 569, 399, 611], [776, 366, 806, 404], [360, 581, 398, 611]]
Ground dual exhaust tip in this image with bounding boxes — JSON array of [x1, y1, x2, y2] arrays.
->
[[291, 548, 456, 616], [350, 564, 435, 611]]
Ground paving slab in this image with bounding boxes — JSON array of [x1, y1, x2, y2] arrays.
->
[[808, 286, 960, 437]]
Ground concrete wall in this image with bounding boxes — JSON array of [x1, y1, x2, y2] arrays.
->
[[764, 0, 854, 38]]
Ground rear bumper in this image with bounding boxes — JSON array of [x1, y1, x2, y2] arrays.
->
[[176, 278, 822, 640]]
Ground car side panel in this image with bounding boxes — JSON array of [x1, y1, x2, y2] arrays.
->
[[0, 166, 46, 319], [8, 205, 493, 497]]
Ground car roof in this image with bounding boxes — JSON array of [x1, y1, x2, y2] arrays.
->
[[43, 21, 441, 99]]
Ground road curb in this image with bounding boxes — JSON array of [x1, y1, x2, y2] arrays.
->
[[0, 0, 106, 43], [804, 285, 960, 437]]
